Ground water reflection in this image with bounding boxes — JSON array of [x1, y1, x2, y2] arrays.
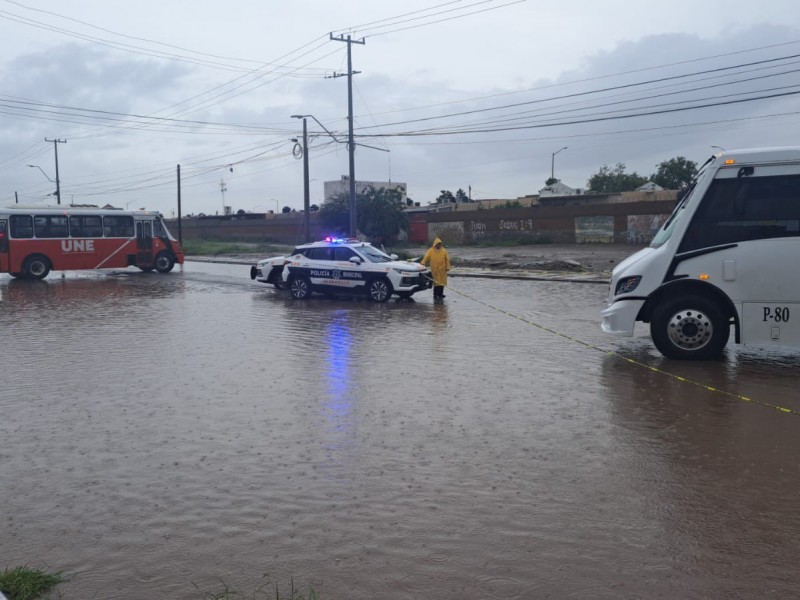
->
[[323, 311, 355, 462], [600, 352, 800, 598]]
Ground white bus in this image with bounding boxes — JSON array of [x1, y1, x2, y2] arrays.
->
[[602, 147, 800, 359]]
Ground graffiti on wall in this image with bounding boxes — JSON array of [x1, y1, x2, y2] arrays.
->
[[429, 221, 464, 245], [499, 218, 534, 231], [469, 221, 486, 240], [575, 216, 615, 243], [627, 214, 669, 244]]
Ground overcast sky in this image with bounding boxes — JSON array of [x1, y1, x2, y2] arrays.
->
[[2, 0, 800, 216]]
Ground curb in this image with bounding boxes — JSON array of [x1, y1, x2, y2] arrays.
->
[[187, 257, 610, 285], [450, 271, 609, 285]]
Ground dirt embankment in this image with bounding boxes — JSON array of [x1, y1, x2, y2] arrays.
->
[[445, 244, 644, 275]]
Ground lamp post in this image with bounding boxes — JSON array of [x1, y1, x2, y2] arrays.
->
[[26, 164, 59, 204], [551, 146, 568, 182], [291, 115, 311, 242]]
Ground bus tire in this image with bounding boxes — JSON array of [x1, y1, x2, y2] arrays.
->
[[154, 252, 175, 273], [650, 294, 730, 360], [23, 255, 51, 280], [9, 272, 24, 279], [139, 266, 155, 272]]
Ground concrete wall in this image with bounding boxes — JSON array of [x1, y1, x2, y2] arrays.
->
[[422, 200, 676, 245], [167, 197, 677, 246]]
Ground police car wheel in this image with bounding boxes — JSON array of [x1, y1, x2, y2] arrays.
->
[[368, 278, 392, 303], [290, 276, 311, 299]]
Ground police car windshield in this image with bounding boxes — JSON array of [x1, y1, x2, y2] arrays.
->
[[358, 244, 392, 263]]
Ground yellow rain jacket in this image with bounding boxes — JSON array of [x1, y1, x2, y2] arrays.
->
[[421, 237, 451, 287]]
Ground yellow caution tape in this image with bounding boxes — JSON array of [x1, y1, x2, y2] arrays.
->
[[438, 276, 800, 417]]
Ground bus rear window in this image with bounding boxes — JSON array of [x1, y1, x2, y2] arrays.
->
[[104, 216, 134, 237], [70, 215, 103, 237], [34, 215, 68, 238]]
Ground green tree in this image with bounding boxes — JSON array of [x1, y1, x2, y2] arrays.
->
[[544, 177, 558, 186], [587, 163, 648, 193], [650, 156, 698, 190], [455, 188, 469, 203], [319, 185, 409, 244], [436, 190, 456, 204]]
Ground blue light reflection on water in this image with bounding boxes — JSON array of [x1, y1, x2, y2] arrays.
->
[[323, 310, 354, 449]]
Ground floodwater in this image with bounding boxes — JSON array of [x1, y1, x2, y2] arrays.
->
[[2, 261, 800, 599]]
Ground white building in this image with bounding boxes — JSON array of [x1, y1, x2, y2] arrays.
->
[[323, 176, 407, 204], [635, 181, 665, 192], [539, 179, 583, 197]]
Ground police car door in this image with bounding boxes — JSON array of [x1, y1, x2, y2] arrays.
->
[[333, 245, 366, 291]]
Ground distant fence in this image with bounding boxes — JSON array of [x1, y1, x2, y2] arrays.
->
[[167, 199, 676, 246]]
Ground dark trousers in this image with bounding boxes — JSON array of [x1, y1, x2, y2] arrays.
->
[[433, 285, 445, 298]]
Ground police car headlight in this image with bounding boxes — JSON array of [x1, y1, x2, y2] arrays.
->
[[615, 275, 642, 295], [393, 267, 417, 274]]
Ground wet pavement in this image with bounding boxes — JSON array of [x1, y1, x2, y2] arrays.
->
[[2, 260, 800, 599]]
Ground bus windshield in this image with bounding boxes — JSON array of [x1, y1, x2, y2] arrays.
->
[[650, 156, 714, 248]]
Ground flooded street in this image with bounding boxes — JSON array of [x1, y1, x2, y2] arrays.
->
[[2, 261, 800, 599]]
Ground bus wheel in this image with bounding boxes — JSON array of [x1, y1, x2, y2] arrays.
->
[[23, 255, 51, 280], [650, 294, 730, 360], [154, 252, 175, 273]]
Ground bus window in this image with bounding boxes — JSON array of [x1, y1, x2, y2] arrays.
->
[[103, 215, 134, 237], [9, 215, 33, 238], [70, 215, 103, 237], [153, 219, 165, 237], [33, 215, 69, 238], [679, 174, 800, 252]]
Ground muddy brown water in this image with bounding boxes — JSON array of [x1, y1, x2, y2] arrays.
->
[[2, 261, 800, 599]]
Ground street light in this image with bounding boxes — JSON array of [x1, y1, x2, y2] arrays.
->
[[551, 146, 568, 181], [291, 113, 389, 239], [711, 145, 726, 153], [27, 164, 60, 204]]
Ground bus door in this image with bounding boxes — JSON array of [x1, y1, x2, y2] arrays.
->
[[0, 219, 8, 273], [136, 220, 154, 267]]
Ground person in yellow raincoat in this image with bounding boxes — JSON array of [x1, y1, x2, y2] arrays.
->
[[421, 237, 451, 299]]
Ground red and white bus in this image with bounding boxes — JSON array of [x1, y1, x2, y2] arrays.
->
[[0, 205, 184, 280]]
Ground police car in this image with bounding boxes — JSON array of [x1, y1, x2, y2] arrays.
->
[[250, 238, 432, 302]]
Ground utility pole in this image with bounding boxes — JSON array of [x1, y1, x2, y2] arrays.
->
[[300, 117, 310, 242], [330, 33, 364, 239], [45, 138, 66, 205], [177, 164, 182, 245]]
